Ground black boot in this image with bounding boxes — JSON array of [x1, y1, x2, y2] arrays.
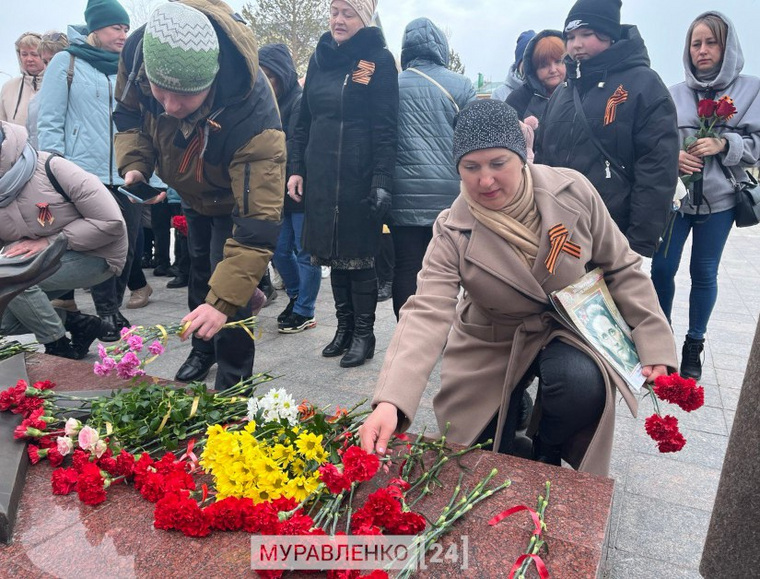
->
[[340, 277, 377, 368], [322, 270, 354, 357], [258, 269, 277, 307], [44, 336, 79, 360], [64, 311, 103, 359], [98, 312, 131, 342], [680, 336, 705, 380], [532, 434, 562, 466]]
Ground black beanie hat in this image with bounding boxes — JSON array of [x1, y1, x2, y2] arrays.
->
[[564, 0, 622, 42], [453, 100, 527, 168]]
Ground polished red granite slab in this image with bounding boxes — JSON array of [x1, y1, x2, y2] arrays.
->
[[1, 354, 615, 577]]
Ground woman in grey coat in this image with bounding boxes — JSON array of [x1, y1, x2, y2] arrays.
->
[[390, 17, 476, 318], [651, 11, 760, 380]]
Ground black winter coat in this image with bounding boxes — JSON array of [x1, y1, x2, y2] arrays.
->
[[506, 30, 563, 122], [391, 17, 476, 227], [259, 43, 303, 213], [537, 25, 679, 257], [289, 28, 398, 260]]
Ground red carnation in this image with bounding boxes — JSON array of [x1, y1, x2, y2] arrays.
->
[[342, 446, 380, 483], [350, 507, 377, 534], [153, 491, 209, 537], [138, 471, 166, 503], [657, 431, 687, 453], [14, 395, 44, 417], [114, 450, 136, 477], [319, 463, 352, 494], [241, 501, 280, 534], [172, 215, 188, 237], [715, 96, 737, 120], [361, 488, 402, 528], [47, 447, 65, 467], [51, 467, 79, 495], [27, 445, 47, 464], [277, 511, 315, 536], [162, 468, 196, 494], [653, 373, 705, 412], [697, 99, 718, 118], [72, 449, 92, 472], [76, 462, 108, 505], [33, 380, 56, 390], [132, 452, 155, 489], [386, 511, 427, 535], [205, 497, 245, 531], [644, 414, 680, 442]]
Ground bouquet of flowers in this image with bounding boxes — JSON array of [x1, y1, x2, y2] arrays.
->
[[0, 337, 37, 361], [681, 96, 737, 208], [643, 373, 705, 452], [95, 320, 259, 380]]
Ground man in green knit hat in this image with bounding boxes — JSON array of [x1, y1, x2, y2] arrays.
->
[[113, 0, 285, 389]]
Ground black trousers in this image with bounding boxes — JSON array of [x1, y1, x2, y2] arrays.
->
[[91, 187, 143, 315], [476, 340, 606, 455], [389, 225, 433, 320], [375, 232, 394, 284], [184, 205, 254, 389]]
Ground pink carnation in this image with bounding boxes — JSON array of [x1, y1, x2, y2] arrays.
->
[[148, 340, 165, 356]]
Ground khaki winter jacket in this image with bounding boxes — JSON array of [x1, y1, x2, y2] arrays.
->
[[0, 73, 43, 126], [113, 0, 285, 317], [0, 122, 127, 274], [372, 163, 678, 476]]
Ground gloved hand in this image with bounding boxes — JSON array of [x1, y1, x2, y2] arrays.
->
[[368, 187, 391, 220]]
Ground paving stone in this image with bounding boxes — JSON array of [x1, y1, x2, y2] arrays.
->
[[719, 387, 740, 411], [624, 453, 720, 512], [604, 549, 701, 579], [715, 367, 747, 389], [615, 494, 710, 568], [632, 425, 728, 471]]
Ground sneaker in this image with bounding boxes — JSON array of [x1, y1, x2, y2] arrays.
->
[[126, 284, 153, 309], [51, 298, 79, 312], [278, 312, 316, 334], [321, 266, 331, 279], [277, 296, 298, 324], [680, 336, 705, 380]]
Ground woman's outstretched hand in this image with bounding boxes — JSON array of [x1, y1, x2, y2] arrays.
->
[[359, 402, 398, 455]]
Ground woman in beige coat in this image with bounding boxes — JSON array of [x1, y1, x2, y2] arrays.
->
[[360, 100, 677, 476]]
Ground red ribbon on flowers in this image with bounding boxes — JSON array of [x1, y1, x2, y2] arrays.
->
[[179, 439, 199, 470], [509, 554, 550, 579], [201, 483, 209, 503], [489, 504, 543, 536]]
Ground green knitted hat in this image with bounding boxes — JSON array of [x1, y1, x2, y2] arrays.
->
[[85, 0, 130, 32], [143, 2, 220, 94]]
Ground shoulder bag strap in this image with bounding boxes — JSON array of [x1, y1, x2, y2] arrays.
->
[[66, 54, 75, 95], [571, 85, 630, 181], [407, 67, 460, 113], [45, 154, 72, 203]]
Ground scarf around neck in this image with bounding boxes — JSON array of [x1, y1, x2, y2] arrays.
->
[[66, 43, 119, 76], [0, 142, 39, 207], [463, 165, 541, 268]]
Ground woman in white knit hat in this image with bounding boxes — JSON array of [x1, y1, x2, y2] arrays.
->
[[288, 0, 399, 368]]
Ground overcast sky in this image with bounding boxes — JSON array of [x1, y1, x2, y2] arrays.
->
[[2, 0, 759, 89]]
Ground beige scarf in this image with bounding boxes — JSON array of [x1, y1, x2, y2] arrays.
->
[[462, 165, 541, 268]]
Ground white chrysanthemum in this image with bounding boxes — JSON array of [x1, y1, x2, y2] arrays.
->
[[251, 388, 298, 425]]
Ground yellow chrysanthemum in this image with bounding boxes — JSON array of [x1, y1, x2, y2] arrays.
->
[[295, 432, 325, 462]]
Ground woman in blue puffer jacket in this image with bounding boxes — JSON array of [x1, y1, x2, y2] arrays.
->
[[37, 0, 146, 341], [390, 17, 476, 319]]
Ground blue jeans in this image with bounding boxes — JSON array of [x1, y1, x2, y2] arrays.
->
[[1, 251, 111, 343], [650, 208, 735, 340], [272, 212, 321, 318]]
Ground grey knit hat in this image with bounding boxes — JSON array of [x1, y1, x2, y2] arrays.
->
[[143, 2, 220, 94], [453, 100, 527, 168]]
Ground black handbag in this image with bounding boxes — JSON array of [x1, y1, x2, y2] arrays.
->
[[718, 161, 760, 228]]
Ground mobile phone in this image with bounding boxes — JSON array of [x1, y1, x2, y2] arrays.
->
[[117, 182, 161, 203]]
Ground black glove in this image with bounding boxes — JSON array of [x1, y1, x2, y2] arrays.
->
[[369, 187, 391, 219]]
